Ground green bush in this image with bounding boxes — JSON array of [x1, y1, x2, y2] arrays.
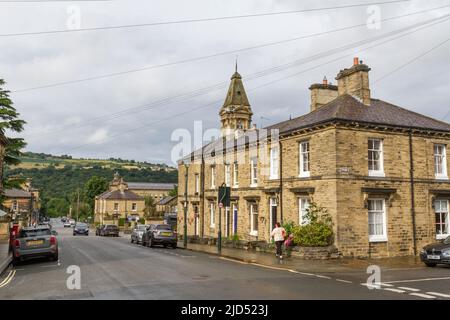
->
[[138, 218, 145, 224], [292, 202, 334, 247], [282, 221, 295, 236], [118, 218, 125, 227]]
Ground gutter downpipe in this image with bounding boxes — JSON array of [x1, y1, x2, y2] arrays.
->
[[279, 137, 283, 224], [409, 128, 417, 255]]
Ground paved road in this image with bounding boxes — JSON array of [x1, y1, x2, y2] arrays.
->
[[0, 221, 449, 300]]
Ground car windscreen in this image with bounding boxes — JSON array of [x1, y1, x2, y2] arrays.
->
[[444, 236, 450, 245], [75, 224, 87, 228], [156, 224, 171, 230], [137, 225, 146, 231], [106, 225, 118, 229], [19, 229, 51, 238]]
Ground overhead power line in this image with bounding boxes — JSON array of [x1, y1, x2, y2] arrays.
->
[[11, 4, 450, 93], [1, 0, 413, 37], [53, 15, 450, 154], [31, 13, 450, 140]]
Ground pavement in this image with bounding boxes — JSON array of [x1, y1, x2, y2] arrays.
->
[[0, 219, 449, 300], [0, 239, 11, 277]]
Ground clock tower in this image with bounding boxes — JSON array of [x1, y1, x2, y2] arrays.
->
[[219, 66, 253, 137]]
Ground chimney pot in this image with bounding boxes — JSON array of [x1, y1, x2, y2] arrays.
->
[[353, 57, 359, 66], [323, 76, 328, 85]]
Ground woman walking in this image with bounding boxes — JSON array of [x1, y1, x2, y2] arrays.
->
[[271, 222, 286, 259]]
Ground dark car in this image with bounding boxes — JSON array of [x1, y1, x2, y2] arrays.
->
[[420, 236, 450, 267], [96, 224, 105, 236], [100, 225, 119, 237], [12, 226, 58, 265], [142, 224, 177, 248], [73, 223, 89, 236]]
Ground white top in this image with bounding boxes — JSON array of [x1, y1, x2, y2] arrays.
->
[[271, 227, 286, 242]]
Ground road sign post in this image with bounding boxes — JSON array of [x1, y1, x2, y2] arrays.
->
[[218, 185, 230, 254]]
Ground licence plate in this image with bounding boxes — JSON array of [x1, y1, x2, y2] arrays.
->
[[161, 232, 172, 236], [427, 255, 441, 260], [27, 240, 44, 246]]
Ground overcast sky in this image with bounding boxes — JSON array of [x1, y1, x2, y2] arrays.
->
[[0, 0, 449, 166]]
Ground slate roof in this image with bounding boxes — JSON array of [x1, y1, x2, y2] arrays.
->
[[3, 188, 32, 198], [127, 182, 176, 190], [222, 71, 251, 108], [156, 195, 177, 206], [97, 190, 143, 200], [267, 94, 450, 134]]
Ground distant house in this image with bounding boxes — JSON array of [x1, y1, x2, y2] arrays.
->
[[156, 195, 177, 215], [94, 173, 176, 225], [2, 178, 40, 226]]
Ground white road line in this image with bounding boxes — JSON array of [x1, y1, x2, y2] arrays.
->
[[384, 277, 450, 284], [315, 275, 332, 279], [409, 293, 436, 299], [361, 282, 394, 287], [398, 287, 421, 292], [384, 288, 406, 293], [336, 279, 353, 284], [0, 270, 16, 288], [219, 257, 249, 265], [426, 292, 450, 298], [298, 272, 315, 276]]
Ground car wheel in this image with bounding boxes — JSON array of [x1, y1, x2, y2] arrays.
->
[[425, 262, 437, 267], [50, 253, 58, 262], [171, 244, 177, 249], [131, 238, 134, 243], [12, 257, 20, 266]]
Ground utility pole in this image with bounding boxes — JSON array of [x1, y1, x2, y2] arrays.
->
[[183, 163, 189, 249], [76, 188, 80, 222]]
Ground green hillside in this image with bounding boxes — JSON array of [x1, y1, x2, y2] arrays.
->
[[4, 152, 178, 218]]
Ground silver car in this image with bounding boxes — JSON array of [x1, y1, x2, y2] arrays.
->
[[12, 226, 58, 265], [131, 225, 148, 244]]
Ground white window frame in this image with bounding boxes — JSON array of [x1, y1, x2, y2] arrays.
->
[[269, 197, 278, 230], [298, 197, 310, 225], [210, 166, 215, 189], [232, 203, 238, 235], [434, 144, 448, 180], [131, 203, 137, 211], [233, 162, 239, 187], [225, 164, 231, 187], [368, 198, 388, 242], [434, 199, 449, 240], [250, 203, 258, 236], [250, 158, 258, 187], [368, 139, 385, 177], [269, 147, 279, 180], [195, 173, 200, 194], [210, 202, 215, 228], [299, 141, 310, 178]]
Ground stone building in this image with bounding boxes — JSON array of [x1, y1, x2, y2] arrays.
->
[[94, 173, 176, 224], [177, 58, 450, 258]]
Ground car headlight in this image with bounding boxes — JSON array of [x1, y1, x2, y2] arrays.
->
[[442, 249, 450, 257], [420, 248, 426, 255]]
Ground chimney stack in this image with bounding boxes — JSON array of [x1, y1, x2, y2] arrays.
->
[[335, 57, 371, 106], [309, 76, 338, 112]]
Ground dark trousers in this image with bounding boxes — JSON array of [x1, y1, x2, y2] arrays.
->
[[275, 240, 284, 256]]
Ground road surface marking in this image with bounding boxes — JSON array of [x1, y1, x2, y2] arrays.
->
[[426, 292, 450, 298], [384, 288, 406, 293], [0, 270, 16, 288], [398, 287, 421, 292], [361, 282, 394, 287], [384, 277, 450, 284], [336, 279, 353, 284], [315, 275, 332, 279], [409, 293, 436, 299], [288, 269, 300, 274]]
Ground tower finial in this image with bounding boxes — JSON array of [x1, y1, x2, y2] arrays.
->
[[235, 55, 238, 73]]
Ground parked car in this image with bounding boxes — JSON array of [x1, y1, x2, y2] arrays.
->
[[73, 222, 89, 236], [61, 217, 67, 223], [420, 236, 450, 267], [63, 221, 72, 228], [142, 224, 177, 248], [69, 219, 76, 227], [12, 226, 58, 265], [131, 225, 148, 244], [100, 225, 119, 237], [96, 225, 105, 236]]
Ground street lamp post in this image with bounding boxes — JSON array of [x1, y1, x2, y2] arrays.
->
[[183, 163, 189, 249]]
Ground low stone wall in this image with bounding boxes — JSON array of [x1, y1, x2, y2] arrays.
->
[[186, 236, 341, 259]]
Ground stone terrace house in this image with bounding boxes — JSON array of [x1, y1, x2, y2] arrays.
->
[[177, 58, 450, 258]]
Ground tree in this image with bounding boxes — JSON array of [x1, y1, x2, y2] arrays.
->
[[83, 176, 109, 214], [168, 185, 178, 197], [144, 195, 157, 219], [0, 79, 26, 203]]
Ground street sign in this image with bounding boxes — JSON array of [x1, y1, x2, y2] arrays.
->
[[218, 186, 230, 207]]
